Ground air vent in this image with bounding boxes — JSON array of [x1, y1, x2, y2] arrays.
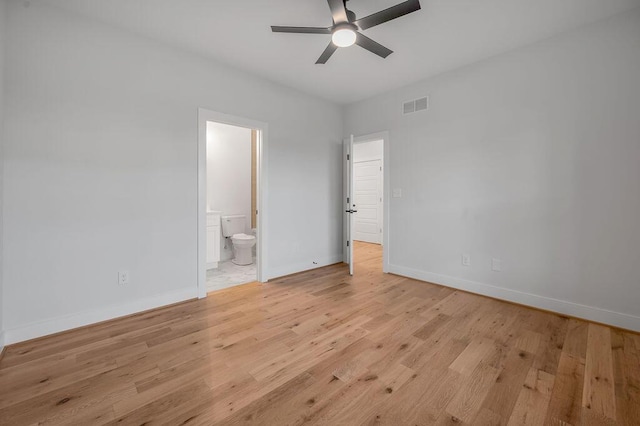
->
[[415, 97, 429, 111], [402, 96, 429, 115], [403, 100, 415, 114]]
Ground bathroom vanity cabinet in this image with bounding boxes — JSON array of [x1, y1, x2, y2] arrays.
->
[[206, 211, 221, 269]]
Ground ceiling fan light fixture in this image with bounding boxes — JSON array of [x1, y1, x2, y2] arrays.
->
[[332, 25, 357, 47]]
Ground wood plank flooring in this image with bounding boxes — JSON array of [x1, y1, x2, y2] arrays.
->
[[1, 242, 638, 425]]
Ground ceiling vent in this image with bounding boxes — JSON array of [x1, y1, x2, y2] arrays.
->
[[402, 96, 429, 115]]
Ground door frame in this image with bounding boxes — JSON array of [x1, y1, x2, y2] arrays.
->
[[197, 108, 269, 298], [344, 131, 390, 273]]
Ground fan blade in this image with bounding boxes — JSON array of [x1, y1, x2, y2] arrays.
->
[[271, 26, 331, 34], [316, 42, 338, 64], [354, 0, 421, 30], [327, 0, 349, 24], [355, 33, 393, 58]]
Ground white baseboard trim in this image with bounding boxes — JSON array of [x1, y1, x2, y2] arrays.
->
[[0, 330, 5, 356], [267, 254, 344, 281], [388, 264, 640, 332], [3, 287, 198, 346]]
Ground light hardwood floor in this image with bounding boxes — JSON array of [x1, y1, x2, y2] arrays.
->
[[0, 242, 638, 425]]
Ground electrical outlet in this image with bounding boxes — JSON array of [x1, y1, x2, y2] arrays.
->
[[118, 271, 130, 285], [462, 254, 471, 266], [491, 258, 502, 272]]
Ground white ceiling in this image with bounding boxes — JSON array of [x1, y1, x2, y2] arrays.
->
[[42, 0, 640, 104]]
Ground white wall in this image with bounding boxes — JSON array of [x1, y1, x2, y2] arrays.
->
[[0, 0, 6, 351], [2, 1, 343, 344], [206, 121, 252, 261], [345, 9, 640, 331], [353, 139, 383, 163]]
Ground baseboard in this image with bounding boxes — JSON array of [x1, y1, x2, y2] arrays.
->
[[388, 264, 640, 333], [267, 254, 344, 281], [0, 330, 5, 360], [3, 287, 198, 346]]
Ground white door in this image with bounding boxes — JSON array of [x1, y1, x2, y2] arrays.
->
[[343, 136, 355, 275], [354, 160, 382, 244]]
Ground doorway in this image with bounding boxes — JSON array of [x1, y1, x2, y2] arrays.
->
[[344, 132, 389, 275], [197, 109, 268, 298]]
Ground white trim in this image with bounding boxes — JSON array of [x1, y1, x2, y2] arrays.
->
[[343, 137, 350, 266], [349, 131, 390, 273], [197, 108, 269, 298], [268, 254, 343, 281], [388, 264, 640, 332], [3, 288, 198, 345], [0, 331, 5, 354]]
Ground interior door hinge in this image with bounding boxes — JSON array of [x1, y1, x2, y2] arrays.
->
[[347, 197, 350, 204], [347, 241, 350, 247], [347, 154, 350, 160]]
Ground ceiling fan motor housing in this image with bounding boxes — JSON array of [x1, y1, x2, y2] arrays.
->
[[346, 9, 356, 23], [333, 22, 357, 33]]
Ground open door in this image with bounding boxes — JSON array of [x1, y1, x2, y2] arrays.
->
[[344, 135, 356, 275]]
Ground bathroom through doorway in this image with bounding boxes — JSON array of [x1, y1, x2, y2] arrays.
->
[[197, 109, 267, 297]]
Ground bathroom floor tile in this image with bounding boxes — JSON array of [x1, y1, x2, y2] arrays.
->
[[206, 258, 257, 292]]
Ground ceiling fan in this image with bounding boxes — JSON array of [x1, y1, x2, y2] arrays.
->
[[271, 0, 421, 64]]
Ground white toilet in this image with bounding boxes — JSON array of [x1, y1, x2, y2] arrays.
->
[[221, 215, 256, 265]]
